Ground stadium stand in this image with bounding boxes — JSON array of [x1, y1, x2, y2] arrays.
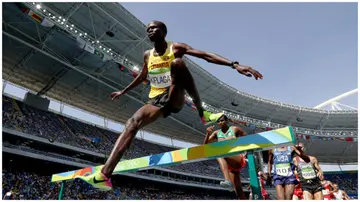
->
[[2, 95, 357, 200], [3, 95, 227, 179]]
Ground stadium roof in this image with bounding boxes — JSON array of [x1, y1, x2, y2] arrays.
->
[[2, 2, 358, 163]]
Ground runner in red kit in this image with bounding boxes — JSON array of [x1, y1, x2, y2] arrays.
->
[[322, 180, 335, 200], [249, 171, 270, 200], [258, 171, 270, 200], [293, 170, 303, 200]]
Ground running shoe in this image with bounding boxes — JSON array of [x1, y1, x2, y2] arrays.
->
[[77, 171, 113, 191], [220, 180, 234, 192], [201, 111, 224, 124]]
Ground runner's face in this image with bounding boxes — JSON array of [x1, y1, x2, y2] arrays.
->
[[147, 22, 164, 42], [216, 117, 227, 127]]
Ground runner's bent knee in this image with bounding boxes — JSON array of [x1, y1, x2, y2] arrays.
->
[[170, 58, 186, 69]]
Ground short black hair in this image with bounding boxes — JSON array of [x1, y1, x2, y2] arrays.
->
[[152, 21, 167, 36], [217, 114, 228, 122]]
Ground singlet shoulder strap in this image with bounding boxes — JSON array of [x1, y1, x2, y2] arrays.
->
[[150, 48, 155, 56], [216, 129, 221, 136], [168, 41, 174, 55]]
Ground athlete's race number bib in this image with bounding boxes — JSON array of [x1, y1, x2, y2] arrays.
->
[[149, 71, 172, 89], [275, 163, 292, 177], [300, 164, 316, 179]]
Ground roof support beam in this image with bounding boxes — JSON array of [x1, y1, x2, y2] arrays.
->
[[91, 3, 142, 40], [65, 3, 84, 21], [123, 36, 147, 57], [266, 103, 283, 122], [244, 98, 260, 116], [3, 31, 205, 137], [86, 3, 98, 40], [314, 89, 358, 109], [286, 107, 303, 126], [97, 21, 118, 41], [317, 111, 330, 131]]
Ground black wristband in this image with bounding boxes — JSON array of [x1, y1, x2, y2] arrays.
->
[[230, 61, 239, 69]]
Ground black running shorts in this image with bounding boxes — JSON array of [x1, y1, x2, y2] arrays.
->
[[302, 180, 323, 195], [147, 89, 182, 118]]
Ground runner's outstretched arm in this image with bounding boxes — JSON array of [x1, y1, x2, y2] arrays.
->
[[233, 126, 247, 137], [173, 43, 263, 80], [110, 51, 150, 100], [121, 51, 150, 94], [311, 157, 324, 180]]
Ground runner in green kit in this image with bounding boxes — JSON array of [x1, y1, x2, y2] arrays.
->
[[203, 114, 247, 199]]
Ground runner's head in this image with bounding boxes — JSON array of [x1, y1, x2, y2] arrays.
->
[[147, 21, 167, 42], [216, 114, 229, 128], [333, 184, 339, 191]]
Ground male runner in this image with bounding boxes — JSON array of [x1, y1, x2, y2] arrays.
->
[[203, 114, 248, 199], [80, 21, 263, 190], [267, 145, 309, 200], [293, 143, 324, 200], [333, 184, 350, 200]]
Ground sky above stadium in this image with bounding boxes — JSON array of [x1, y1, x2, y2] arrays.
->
[[121, 2, 358, 109]]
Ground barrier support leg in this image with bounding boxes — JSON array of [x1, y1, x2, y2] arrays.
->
[[248, 150, 262, 200], [58, 181, 65, 200]]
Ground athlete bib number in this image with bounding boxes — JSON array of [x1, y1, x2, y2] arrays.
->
[[275, 163, 292, 177], [148, 71, 172, 89], [301, 164, 316, 179]]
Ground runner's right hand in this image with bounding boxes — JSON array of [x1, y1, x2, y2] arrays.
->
[[266, 173, 272, 183], [110, 90, 125, 100], [206, 125, 215, 134]]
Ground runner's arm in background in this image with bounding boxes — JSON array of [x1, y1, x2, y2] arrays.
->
[[233, 126, 247, 137], [203, 126, 218, 144], [311, 156, 324, 180], [267, 149, 274, 182]]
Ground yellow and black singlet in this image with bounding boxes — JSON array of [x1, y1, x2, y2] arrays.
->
[[147, 41, 175, 98]]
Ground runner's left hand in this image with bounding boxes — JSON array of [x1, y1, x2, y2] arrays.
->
[[317, 171, 324, 180], [206, 125, 215, 134], [234, 64, 263, 80]]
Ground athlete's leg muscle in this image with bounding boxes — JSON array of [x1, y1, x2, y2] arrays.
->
[[229, 171, 246, 199], [101, 104, 164, 177], [313, 191, 324, 200], [275, 185, 285, 200], [216, 158, 231, 181], [284, 184, 295, 200], [224, 155, 243, 169], [303, 191, 314, 200], [170, 58, 204, 116]]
